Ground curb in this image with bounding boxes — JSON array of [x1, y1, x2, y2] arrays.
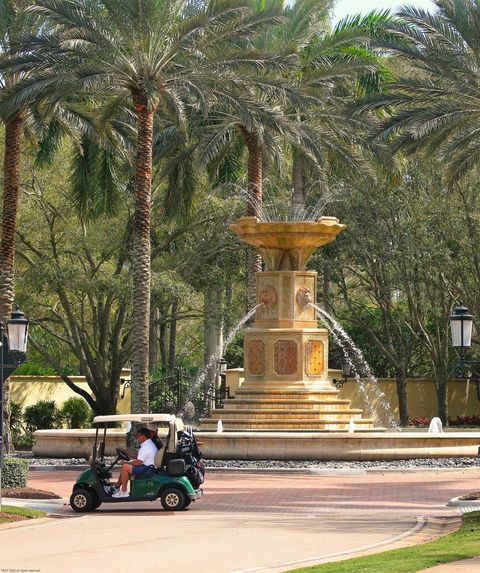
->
[[28, 464, 480, 474], [232, 517, 431, 573], [447, 496, 480, 514]]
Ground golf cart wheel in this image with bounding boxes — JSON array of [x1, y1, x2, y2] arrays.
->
[[160, 487, 186, 511], [183, 498, 192, 509], [70, 488, 96, 512]]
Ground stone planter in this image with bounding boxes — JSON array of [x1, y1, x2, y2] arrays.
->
[[33, 429, 126, 458]]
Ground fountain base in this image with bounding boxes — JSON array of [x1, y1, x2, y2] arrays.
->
[[195, 431, 480, 461]]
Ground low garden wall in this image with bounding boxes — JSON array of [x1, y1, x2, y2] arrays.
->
[[9, 370, 480, 422], [334, 376, 480, 421], [33, 429, 126, 457], [10, 372, 131, 414]]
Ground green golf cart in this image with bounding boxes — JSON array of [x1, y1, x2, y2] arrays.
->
[[69, 414, 204, 513]]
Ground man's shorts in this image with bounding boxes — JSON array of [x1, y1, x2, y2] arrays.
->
[[132, 464, 155, 477]]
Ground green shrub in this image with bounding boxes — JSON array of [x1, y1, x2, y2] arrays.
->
[[59, 397, 93, 428], [24, 400, 60, 432], [10, 401, 23, 435], [1, 457, 29, 488], [13, 431, 35, 451], [14, 361, 57, 376]]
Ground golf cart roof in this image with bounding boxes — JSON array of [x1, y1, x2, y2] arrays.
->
[[93, 414, 176, 424]]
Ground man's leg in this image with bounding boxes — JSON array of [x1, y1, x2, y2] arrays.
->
[[119, 464, 132, 492]]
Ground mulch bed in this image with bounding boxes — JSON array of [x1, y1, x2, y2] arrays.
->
[[459, 491, 480, 501], [4, 487, 61, 499], [0, 512, 27, 522]]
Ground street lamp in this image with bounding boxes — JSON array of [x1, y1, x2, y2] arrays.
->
[[0, 307, 29, 511], [448, 302, 480, 400], [449, 303, 473, 357], [219, 357, 228, 376], [216, 357, 230, 408], [333, 362, 353, 389]]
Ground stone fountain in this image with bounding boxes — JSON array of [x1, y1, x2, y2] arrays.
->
[[195, 216, 480, 459], [31, 216, 480, 460], [200, 215, 377, 431]]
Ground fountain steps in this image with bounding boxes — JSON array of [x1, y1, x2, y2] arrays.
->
[[233, 390, 340, 400], [219, 399, 354, 410], [199, 388, 371, 430], [199, 418, 375, 430], [208, 408, 365, 420]]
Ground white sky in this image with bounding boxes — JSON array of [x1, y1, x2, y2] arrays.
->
[[334, 0, 436, 22]]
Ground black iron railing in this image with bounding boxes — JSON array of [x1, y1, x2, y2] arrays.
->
[[121, 366, 233, 419]]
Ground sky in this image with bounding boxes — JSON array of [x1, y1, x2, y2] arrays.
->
[[333, 0, 436, 22]]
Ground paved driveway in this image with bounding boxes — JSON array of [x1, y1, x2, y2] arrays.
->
[[0, 469, 478, 573]]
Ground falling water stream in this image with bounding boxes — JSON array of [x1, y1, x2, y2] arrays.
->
[[226, 184, 344, 223], [310, 303, 399, 429], [179, 304, 264, 415]]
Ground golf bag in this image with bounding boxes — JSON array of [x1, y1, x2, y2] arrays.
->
[[177, 426, 205, 488]]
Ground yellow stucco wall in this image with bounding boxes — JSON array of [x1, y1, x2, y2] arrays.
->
[[225, 370, 479, 420], [10, 372, 132, 414], [10, 371, 480, 420], [337, 378, 480, 420]]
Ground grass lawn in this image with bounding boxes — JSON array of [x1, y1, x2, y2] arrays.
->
[[290, 512, 480, 573], [0, 504, 46, 524]]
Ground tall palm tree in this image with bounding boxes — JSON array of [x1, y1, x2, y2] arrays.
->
[[285, 9, 395, 218], [0, 0, 38, 321], [194, 0, 333, 308], [353, 0, 480, 185], [4, 0, 292, 414], [0, 0, 41, 454]]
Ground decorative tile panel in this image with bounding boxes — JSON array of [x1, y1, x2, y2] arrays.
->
[[306, 340, 324, 376], [273, 340, 298, 375], [247, 340, 265, 376]]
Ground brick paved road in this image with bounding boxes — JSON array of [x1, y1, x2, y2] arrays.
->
[[0, 469, 478, 573]]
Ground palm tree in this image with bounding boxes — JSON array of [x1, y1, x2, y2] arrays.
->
[[196, 3, 393, 308], [194, 0, 333, 308], [4, 0, 293, 414], [0, 0, 38, 321], [285, 9, 395, 218], [353, 0, 480, 185], [0, 0, 42, 454]]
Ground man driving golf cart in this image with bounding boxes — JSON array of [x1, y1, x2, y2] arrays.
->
[[69, 414, 204, 512], [112, 426, 158, 498]]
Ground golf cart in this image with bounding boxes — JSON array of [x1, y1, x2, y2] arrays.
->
[[70, 414, 204, 513]]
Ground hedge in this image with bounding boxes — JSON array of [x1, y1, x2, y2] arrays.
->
[[1, 457, 29, 488]]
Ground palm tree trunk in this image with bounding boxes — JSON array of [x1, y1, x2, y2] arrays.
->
[[0, 113, 24, 319], [148, 304, 158, 374], [159, 305, 168, 369], [168, 298, 178, 371], [130, 94, 156, 416], [241, 128, 263, 313], [290, 150, 306, 220], [1, 112, 25, 455]]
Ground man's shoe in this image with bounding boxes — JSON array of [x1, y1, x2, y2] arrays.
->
[[112, 489, 129, 498]]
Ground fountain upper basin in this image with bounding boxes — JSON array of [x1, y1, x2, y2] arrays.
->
[[230, 216, 346, 271]]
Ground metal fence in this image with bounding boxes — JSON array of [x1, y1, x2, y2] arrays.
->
[[122, 367, 232, 420]]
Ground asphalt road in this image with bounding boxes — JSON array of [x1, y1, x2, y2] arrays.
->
[[1, 469, 478, 573]]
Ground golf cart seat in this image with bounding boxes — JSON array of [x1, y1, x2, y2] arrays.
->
[[154, 442, 165, 469]]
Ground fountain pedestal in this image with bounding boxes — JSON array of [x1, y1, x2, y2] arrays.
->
[[244, 270, 330, 391], [200, 216, 376, 431]]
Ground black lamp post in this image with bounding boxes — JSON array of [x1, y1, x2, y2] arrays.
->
[[448, 302, 480, 400], [0, 307, 29, 511], [215, 357, 230, 408], [333, 362, 353, 389]]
